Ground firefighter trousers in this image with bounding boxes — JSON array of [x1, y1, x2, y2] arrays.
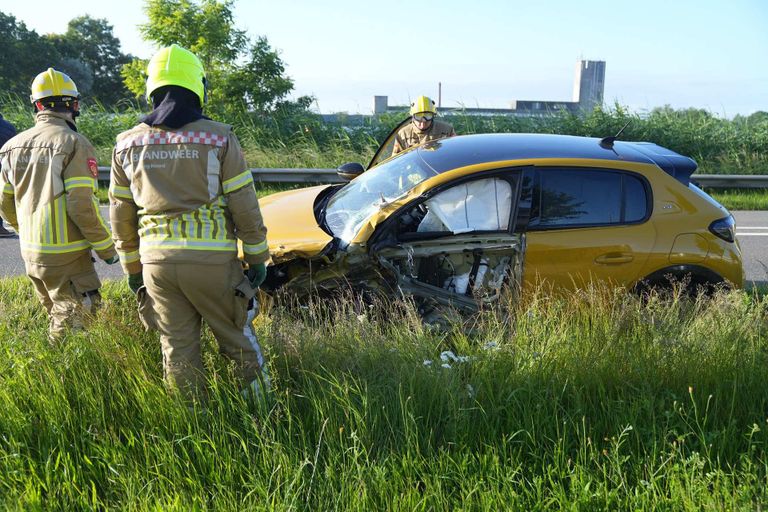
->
[[142, 260, 266, 401], [25, 252, 102, 339]]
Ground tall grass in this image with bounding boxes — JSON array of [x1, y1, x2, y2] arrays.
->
[[1, 277, 768, 510], [2, 95, 766, 174]]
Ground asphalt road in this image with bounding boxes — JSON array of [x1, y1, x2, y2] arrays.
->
[[0, 209, 765, 285]]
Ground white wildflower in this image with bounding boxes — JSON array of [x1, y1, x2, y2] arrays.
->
[[483, 341, 499, 350], [466, 384, 476, 398], [441, 363, 452, 369], [423, 360, 433, 367], [440, 350, 459, 363]]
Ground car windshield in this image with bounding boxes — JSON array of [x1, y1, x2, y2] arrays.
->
[[325, 150, 438, 243]]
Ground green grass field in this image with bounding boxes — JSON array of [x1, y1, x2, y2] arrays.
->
[[1, 278, 767, 510]]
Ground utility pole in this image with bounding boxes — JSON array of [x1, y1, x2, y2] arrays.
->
[[438, 82, 442, 108]]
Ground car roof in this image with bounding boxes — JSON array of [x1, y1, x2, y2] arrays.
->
[[416, 133, 698, 185]]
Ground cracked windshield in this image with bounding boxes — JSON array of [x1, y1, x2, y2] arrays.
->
[[325, 151, 438, 243]]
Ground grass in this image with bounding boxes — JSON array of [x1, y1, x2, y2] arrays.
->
[[1, 278, 768, 510], [708, 189, 768, 211]]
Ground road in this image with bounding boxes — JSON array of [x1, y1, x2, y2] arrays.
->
[[0, 209, 765, 285]]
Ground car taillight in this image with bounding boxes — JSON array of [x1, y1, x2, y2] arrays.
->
[[709, 215, 735, 243]]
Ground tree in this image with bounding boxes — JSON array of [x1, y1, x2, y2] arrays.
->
[[124, 0, 300, 114], [48, 16, 133, 105], [0, 12, 61, 99]]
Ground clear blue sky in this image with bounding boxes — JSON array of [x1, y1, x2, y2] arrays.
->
[[5, 0, 767, 116]]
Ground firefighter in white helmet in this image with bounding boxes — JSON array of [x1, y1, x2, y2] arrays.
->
[[392, 95, 455, 155], [109, 44, 270, 403], [0, 68, 118, 340]]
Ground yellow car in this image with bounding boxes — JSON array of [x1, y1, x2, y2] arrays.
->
[[258, 131, 743, 314]]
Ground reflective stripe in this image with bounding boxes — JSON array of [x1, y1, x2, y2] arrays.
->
[[111, 185, 133, 199], [200, 204, 213, 240], [91, 235, 114, 251], [142, 237, 237, 251], [55, 196, 66, 244], [207, 149, 221, 200], [118, 249, 140, 263], [44, 204, 53, 244], [64, 177, 96, 191], [21, 239, 90, 254], [2, 183, 12, 195], [242, 240, 268, 255], [222, 170, 253, 194]]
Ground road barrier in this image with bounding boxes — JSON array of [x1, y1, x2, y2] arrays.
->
[[97, 168, 768, 188]]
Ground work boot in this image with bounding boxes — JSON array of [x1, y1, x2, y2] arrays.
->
[[0, 224, 15, 238]]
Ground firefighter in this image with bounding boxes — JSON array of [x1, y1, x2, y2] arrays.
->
[[0, 113, 16, 237], [109, 44, 270, 403], [0, 69, 118, 339], [392, 95, 455, 155]]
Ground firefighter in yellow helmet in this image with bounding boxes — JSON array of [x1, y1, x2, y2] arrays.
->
[[0, 68, 118, 340], [392, 95, 456, 155], [109, 44, 270, 403]]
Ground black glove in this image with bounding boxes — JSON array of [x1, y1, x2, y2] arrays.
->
[[128, 273, 143, 294], [246, 263, 267, 289]]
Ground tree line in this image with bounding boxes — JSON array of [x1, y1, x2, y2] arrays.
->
[[0, 0, 308, 115]]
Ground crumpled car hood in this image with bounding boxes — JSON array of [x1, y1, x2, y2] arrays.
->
[[259, 185, 333, 262]]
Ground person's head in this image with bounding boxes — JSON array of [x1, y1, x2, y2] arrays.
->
[[409, 95, 437, 132], [145, 44, 206, 107], [30, 68, 80, 118]]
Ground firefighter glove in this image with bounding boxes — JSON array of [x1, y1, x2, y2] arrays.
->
[[246, 263, 267, 290], [128, 273, 143, 294]]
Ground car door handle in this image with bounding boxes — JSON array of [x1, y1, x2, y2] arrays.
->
[[594, 253, 634, 265]]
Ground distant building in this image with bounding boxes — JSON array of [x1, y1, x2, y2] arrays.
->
[[373, 59, 606, 116]]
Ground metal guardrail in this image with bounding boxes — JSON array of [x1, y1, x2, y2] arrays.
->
[[97, 168, 767, 188]]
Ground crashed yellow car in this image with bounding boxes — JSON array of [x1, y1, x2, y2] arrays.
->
[[258, 130, 743, 315]]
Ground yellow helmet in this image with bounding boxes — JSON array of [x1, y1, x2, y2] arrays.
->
[[410, 95, 437, 116], [146, 44, 206, 105], [29, 68, 79, 104]]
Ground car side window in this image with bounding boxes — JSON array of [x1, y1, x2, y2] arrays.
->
[[395, 177, 514, 238], [533, 168, 648, 228]]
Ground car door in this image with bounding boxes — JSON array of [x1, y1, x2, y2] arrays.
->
[[523, 167, 656, 291], [370, 171, 525, 312], [367, 118, 412, 169]]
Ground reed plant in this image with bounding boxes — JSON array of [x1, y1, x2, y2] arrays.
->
[[2, 95, 766, 174]]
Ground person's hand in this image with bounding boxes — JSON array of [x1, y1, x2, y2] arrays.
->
[[246, 263, 267, 289], [104, 255, 119, 265], [127, 273, 143, 293]]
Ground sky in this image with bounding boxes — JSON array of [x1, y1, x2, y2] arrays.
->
[[4, 0, 767, 116]]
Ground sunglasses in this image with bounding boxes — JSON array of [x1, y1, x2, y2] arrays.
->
[[413, 114, 434, 123]]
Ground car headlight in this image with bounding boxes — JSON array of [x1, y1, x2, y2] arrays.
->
[[709, 215, 735, 243]]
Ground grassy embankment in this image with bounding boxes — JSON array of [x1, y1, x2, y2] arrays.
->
[[1, 279, 767, 509]]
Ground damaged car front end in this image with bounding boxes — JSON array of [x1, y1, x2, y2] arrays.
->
[[259, 144, 526, 317]]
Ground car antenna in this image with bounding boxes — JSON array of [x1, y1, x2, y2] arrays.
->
[[599, 120, 631, 149]]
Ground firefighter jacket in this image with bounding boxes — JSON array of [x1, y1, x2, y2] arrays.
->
[[109, 119, 268, 275], [0, 111, 116, 265], [393, 119, 456, 155]]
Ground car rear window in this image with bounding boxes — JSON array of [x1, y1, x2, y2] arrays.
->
[[533, 168, 649, 228]]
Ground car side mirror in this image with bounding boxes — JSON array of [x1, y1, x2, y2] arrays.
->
[[337, 162, 365, 181]]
